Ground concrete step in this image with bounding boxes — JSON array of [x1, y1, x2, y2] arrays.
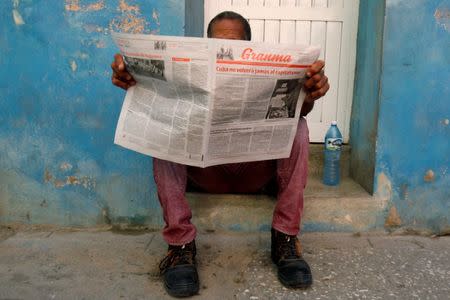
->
[[185, 144, 380, 234], [187, 175, 385, 233]]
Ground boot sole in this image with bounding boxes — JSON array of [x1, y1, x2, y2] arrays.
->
[[278, 272, 313, 289], [164, 282, 199, 298]]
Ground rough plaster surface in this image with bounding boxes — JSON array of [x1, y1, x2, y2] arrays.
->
[[0, 0, 184, 226], [0, 227, 449, 299], [375, 0, 450, 232], [1, 0, 448, 234]]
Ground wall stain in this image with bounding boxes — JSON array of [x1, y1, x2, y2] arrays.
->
[[60, 162, 73, 172], [376, 172, 392, 206], [424, 169, 435, 182], [54, 180, 65, 188], [109, 14, 146, 34], [400, 183, 409, 201], [44, 169, 53, 183], [118, 0, 140, 13], [385, 206, 402, 228], [435, 6, 450, 32], [12, 9, 25, 25], [110, 1, 147, 34], [152, 8, 160, 26], [70, 60, 78, 72], [44, 170, 96, 190], [12, 0, 24, 25]]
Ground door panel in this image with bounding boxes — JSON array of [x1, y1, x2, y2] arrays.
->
[[205, 0, 359, 142]]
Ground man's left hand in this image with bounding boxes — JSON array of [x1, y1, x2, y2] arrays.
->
[[303, 60, 329, 103]]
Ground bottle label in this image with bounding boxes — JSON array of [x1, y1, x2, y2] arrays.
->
[[325, 138, 343, 150]]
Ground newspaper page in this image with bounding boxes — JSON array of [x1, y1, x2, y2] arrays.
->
[[112, 32, 320, 168]]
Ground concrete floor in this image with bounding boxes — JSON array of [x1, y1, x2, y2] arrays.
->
[[0, 226, 449, 300]]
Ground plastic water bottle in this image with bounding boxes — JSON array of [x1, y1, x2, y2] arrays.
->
[[323, 121, 343, 186]]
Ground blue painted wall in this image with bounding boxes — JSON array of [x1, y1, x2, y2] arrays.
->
[[0, 0, 184, 226], [350, 0, 385, 194], [185, 0, 204, 37], [1, 0, 449, 233], [375, 0, 450, 232]]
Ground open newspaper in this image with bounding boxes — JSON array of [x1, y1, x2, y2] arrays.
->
[[112, 32, 320, 167]]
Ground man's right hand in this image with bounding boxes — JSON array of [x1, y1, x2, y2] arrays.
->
[[111, 54, 136, 90]]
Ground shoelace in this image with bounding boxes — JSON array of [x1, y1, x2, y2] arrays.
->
[[159, 244, 193, 274], [280, 236, 300, 259]]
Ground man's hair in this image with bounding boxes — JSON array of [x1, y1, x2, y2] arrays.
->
[[207, 11, 252, 41]]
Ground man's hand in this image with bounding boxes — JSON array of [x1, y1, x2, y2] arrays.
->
[[301, 60, 329, 116], [304, 60, 329, 102], [111, 54, 136, 90]]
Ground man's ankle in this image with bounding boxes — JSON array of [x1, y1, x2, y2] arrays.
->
[[271, 228, 312, 288], [159, 240, 199, 297]]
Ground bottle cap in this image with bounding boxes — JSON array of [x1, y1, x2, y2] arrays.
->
[[331, 121, 337, 125]]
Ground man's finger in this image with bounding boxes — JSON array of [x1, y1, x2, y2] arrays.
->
[[306, 60, 325, 77], [315, 76, 328, 90], [111, 63, 134, 82], [114, 53, 125, 71], [310, 82, 330, 100], [112, 76, 130, 90], [111, 60, 128, 76], [304, 73, 322, 89]]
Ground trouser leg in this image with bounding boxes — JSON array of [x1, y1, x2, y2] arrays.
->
[[153, 158, 196, 246], [153, 118, 309, 242], [272, 117, 309, 235]]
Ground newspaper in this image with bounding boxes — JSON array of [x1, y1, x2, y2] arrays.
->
[[112, 32, 320, 167]]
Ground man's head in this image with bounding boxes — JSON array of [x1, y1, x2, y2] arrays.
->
[[207, 11, 251, 41]]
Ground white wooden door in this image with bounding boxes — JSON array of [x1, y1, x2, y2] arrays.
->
[[205, 0, 359, 143]]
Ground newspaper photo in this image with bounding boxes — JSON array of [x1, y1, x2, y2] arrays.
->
[[112, 32, 320, 168]]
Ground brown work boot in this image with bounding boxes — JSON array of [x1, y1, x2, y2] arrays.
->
[[159, 240, 199, 297], [271, 228, 312, 288]]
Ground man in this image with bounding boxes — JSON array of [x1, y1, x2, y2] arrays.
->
[[111, 11, 329, 298]]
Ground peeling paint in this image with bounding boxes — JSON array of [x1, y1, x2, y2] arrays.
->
[[53, 175, 96, 190], [152, 8, 160, 26], [82, 24, 104, 33], [435, 7, 450, 32], [12, 9, 25, 25], [44, 169, 96, 190], [376, 172, 392, 205], [375, 0, 450, 233], [95, 41, 106, 48], [385, 206, 402, 228], [424, 170, 435, 182], [1, 0, 183, 227], [44, 169, 53, 183], [65, 0, 105, 12], [118, 0, 140, 13], [70, 60, 77, 72], [60, 162, 73, 172], [110, 14, 146, 34], [78, 53, 89, 60], [54, 180, 65, 188], [110, 0, 147, 34]]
